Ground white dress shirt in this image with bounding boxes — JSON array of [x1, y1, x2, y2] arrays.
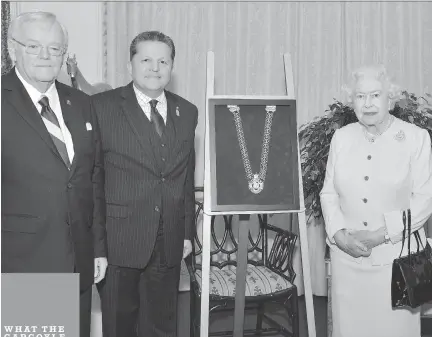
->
[[320, 117, 432, 265], [15, 68, 75, 162], [132, 84, 168, 125]]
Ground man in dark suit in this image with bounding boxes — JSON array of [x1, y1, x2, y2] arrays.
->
[[92, 31, 197, 337], [1, 12, 108, 337]]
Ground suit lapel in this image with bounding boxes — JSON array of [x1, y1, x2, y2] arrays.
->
[[165, 90, 189, 156], [2, 69, 64, 163], [119, 83, 159, 173], [164, 91, 178, 153], [57, 83, 81, 174]]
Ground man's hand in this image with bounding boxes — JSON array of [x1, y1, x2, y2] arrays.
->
[[333, 229, 372, 258], [349, 229, 383, 250], [94, 257, 108, 283], [183, 240, 193, 259]]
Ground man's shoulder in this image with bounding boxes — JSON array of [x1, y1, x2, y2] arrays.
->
[[56, 81, 90, 102], [165, 90, 197, 110], [91, 86, 124, 104], [2, 69, 20, 90]]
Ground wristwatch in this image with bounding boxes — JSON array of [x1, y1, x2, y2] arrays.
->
[[384, 227, 390, 244]]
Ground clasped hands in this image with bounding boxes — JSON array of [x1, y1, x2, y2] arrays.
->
[[334, 228, 385, 258]]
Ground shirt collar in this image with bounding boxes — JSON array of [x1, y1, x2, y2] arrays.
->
[[132, 84, 167, 106], [15, 68, 58, 110]]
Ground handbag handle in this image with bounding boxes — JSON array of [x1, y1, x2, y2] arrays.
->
[[408, 208, 425, 254], [398, 210, 407, 258], [397, 209, 423, 258], [408, 209, 412, 263]]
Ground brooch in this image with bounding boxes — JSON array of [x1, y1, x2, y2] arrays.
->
[[394, 130, 405, 142]]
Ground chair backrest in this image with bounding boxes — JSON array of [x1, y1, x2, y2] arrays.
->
[[191, 187, 298, 283]]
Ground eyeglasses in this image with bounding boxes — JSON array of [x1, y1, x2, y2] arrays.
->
[[11, 37, 65, 57], [354, 92, 382, 101]]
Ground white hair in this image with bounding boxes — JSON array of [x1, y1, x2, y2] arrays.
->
[[342, 64, 402, 109], [8, 11, 69, 50]]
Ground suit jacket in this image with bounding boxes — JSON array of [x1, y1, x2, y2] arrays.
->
[[320, 117, 432, 265], [91, 82, 197, 268], [1, 69, 107, 291]]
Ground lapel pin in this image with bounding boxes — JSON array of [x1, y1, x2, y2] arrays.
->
[[394, 130, 405, 142], [176, 106, 180, 117], [66, 100, 71, 105]]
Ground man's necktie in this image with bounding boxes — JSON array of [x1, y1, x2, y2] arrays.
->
[[38, 96, 71, 169], [149, 99, 165, 137]]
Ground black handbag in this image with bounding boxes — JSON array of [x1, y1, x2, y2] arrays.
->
[[391, 209, 432, 309]]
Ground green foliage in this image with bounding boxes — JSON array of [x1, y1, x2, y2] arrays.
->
[[299, 91, 432, 222]]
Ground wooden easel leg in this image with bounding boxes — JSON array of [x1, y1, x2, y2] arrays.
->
[[283, 51, 317, 337], [200, 213, 212, 337], [298, 212, 317, 337], [233, 214, 250, 337]]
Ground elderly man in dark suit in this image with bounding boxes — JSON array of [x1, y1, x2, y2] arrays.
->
[[92, 31, 197, 337], [1, 11, 108, 337]]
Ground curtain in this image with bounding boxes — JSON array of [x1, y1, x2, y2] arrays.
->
[[103, 1, 432, 296], [1, 1, 12, 75]]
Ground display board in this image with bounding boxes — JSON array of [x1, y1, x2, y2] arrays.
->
[[200, 51, 317, 337], [208, 98, 300, 212]]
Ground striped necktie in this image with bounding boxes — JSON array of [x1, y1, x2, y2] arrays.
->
[[38, 96, 71, 169], [149, 99, 165, 137]]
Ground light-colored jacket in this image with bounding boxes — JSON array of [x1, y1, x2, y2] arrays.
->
[[320, 117, 432, 265]]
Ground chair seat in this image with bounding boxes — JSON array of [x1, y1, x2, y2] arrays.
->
[[194, 265, 293, 297]]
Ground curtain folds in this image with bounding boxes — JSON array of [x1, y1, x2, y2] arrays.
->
[[1, 1, 12, 75], [104, 1, 432, 296]]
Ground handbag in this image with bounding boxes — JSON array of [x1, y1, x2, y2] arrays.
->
[[391, 209, 432, 309]]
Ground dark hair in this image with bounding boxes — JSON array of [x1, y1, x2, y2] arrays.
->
[[129, 31, 175, 62]]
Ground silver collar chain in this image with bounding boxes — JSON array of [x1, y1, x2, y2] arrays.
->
[[227, 105, 276, 194]]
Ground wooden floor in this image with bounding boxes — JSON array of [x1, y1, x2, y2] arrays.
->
[[177, 293, 327, 337], [177, 293, 432, 337], [91, 287, 431, 337]]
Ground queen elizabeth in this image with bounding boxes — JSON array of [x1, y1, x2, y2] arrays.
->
[[320, 65, 432, 337]]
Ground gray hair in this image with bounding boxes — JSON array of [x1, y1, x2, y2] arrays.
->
[[342, 64, 402, 109], [8, 11, 69, 50]]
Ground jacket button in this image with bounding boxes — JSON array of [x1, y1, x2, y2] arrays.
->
[[364, 176, 369, 181], [67, 183, 73, 189], [363, 221, 368, 226], [161, 178, 165, 182], [363, 198, 368, 203], [367, 155, 372, 160], [154, 206, 160, 212]]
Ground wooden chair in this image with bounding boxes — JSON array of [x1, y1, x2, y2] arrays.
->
[[185, 187, 299, 336]]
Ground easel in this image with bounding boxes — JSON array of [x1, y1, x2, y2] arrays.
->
[[201, 51, 316, 337]]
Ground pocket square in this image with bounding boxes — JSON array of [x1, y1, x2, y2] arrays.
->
[[86, 122, 92, 131]]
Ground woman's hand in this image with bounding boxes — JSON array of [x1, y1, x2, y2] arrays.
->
[[349, 228, 385, 250], [334, 229, 372, 258]]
